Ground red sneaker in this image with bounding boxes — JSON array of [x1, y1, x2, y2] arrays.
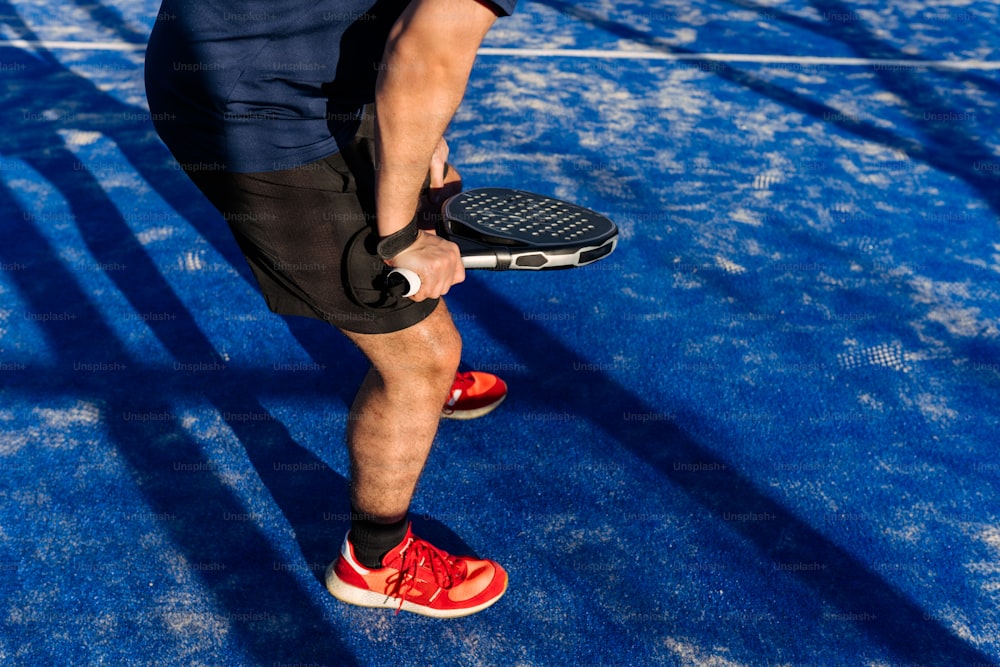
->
[[442, 371, 507, 420], [325, 523, 508, 618]]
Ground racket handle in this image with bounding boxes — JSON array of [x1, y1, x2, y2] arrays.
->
[[387, 268, 421, 297]]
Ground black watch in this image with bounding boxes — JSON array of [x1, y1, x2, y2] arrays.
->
[[376, 216, 420, 261]]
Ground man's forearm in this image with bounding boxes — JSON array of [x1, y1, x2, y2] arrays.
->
[[374, 0, 497, 238]]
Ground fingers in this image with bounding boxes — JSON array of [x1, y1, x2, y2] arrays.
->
[[429, 137, 449, 190], [419, 151, 463, 231]]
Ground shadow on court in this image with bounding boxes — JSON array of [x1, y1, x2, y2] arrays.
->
[[534, 0, 1000, 219], [0, 4, 366, 662], [449, 273, 996, 666]]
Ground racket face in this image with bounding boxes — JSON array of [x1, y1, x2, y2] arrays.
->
[[442, 188, 618, 250]]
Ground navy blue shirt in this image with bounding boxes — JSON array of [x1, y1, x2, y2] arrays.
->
[[145, 0, 516, 172]]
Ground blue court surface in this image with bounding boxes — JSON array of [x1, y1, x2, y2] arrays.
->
[[2, 1, 1000, 665]]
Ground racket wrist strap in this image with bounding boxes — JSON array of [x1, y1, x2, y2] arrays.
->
[[376, 216, 420, 261]]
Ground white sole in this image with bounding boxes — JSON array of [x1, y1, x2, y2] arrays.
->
[[440, 394, 507, 421]]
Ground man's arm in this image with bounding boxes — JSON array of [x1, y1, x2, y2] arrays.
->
[[374, 0, 499, 301]]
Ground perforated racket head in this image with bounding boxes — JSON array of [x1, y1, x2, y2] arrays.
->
[[441, 188, 618, 250]]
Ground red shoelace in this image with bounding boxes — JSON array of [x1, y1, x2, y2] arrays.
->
[[384, 537, 463, 613]]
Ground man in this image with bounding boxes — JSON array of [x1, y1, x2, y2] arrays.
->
[[145, 0, 517, 617]]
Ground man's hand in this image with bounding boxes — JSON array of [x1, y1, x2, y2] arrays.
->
[[385, 230, 465, 301]]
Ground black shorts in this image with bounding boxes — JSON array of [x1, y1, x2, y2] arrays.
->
[[179, 115, 438, 335]]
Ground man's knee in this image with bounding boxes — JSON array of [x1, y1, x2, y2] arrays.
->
[[396, 304, 462, 385], [345, 300, 461, 388]]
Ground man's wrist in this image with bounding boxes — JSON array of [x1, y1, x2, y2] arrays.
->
[[376, 215, 420, 261]]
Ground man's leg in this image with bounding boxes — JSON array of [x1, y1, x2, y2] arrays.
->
[[327, 299, 508, 618], [340, 299, 461, 524]]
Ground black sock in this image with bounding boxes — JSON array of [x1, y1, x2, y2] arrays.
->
[[349, 509, 409, 569]]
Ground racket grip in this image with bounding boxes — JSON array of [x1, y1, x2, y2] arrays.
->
[[387, 268, 421, 297]]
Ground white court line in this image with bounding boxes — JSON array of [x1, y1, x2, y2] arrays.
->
[[477, 47, 1000, 71], [0, 39, 146, 51], [2, 39, 998, 70]]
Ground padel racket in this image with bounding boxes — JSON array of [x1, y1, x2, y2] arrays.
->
[[389, 187, 618, 296]]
